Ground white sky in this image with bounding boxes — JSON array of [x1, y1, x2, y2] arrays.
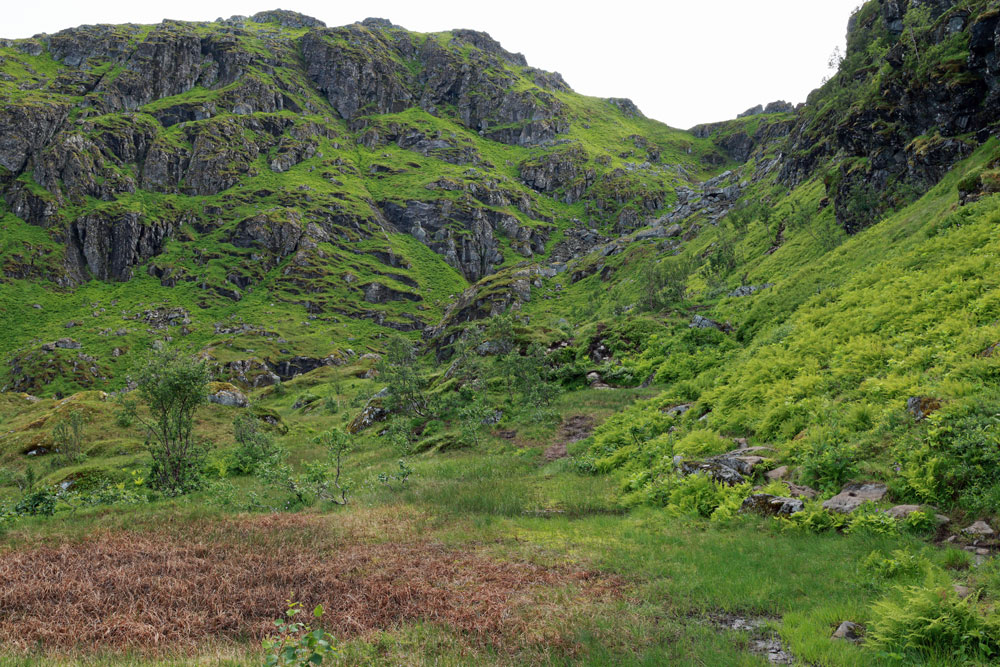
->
[[5, 1, 861, 129]]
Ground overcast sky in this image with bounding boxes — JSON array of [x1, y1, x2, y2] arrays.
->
[[5, 1, 861, 129]]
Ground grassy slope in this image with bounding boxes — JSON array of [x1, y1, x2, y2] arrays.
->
[[3, 374, 977, 666], [0, 19, 721, 397], [3, 4, 1000, 665]]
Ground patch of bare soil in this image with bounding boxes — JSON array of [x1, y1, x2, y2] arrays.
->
[[543, 415, 596, 462], [0, 514, 618, 656]]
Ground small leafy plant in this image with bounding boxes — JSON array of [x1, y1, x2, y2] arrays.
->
[[262, 598, 337, 666]]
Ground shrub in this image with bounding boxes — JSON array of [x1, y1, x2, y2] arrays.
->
[[120, 344, 210, 496], [376, 336, 431, 417], [15, 488, 57, 516], [861, 549, 926, 581], [673, 429, 729, 458], [231, 413, 281, 475], [782, 502, 848, 533], [263, 599, 338, 666], [52, 410, 87, 464], [869, 576, 1000, 661], [667, 474, 750, 519], [793, 437, 858, 494], [847, 506, 900, 536]]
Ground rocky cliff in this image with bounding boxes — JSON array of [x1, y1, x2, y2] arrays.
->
[[0, 9, 715, 393], [694, 0, 1000, 233]]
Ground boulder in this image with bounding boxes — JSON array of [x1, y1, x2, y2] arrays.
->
[[906, 396, 941, 421], [677, 459, 745, 485], [766, 465, 789, 481], [662, 403, 693, 417], [55, 338, 81, 349], [787, 484, 819, 500], [822, 482, 888, 513], [347, 388, 390, 434], [712, 454, 765, 476], [832, 621, 863, 643], [739, 494, 804, 516], [207, 382, 249, 408], [963, 521, 995, 537]]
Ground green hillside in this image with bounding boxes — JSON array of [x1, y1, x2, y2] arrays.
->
[[1, 3, 1000, 665]]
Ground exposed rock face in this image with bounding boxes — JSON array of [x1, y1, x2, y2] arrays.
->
[[67, 212, 174, 281], [301, 22, 567, 146], [740, 494, 804, 516], [822, 482, 888, 513], [380, 198, 546, 281], [780, 2, 1000, 232], [519, 145, 594, 203], [229, 211, 304, 259], [1, 12, 599, 296], [0, 102, 72, 176], [207, 382, 249, 408]]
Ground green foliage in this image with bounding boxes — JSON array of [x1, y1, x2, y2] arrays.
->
[[263, 599, 338, 666], [120, 345, 210, 495], [14, 487, 57, 517], [673, 429, 729, 458], [782, 502, 848, 533], [869, 575, 1000, 662], [375, 336, 431, 418], [258, 429, 352, 509], [457, 391, 494, 447], [792, 436, 858, 495], [666, 474, 750, 519], [309, 429, 352, 505], [639, 255, 693, 311], [231, 413, 282, 475], [52, 410, 87, 465], [897, 401, 1000, 513], [846, 506, 900, 536], [861, 549, 927, 582], [376, 459, 413, 490]]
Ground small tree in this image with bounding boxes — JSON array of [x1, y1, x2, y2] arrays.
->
[[231, 413, 281, 475], [311, 429, 351, 505], [458, 392, 494, 447], [52, 410, 86, 464], [375, 336, 430, 417], [120, 345, 210, 495]]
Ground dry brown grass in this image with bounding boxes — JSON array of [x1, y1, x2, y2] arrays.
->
[[0, 513, 618, 657]]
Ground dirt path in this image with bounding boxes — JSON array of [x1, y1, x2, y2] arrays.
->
[[543, 415, 596, 462]]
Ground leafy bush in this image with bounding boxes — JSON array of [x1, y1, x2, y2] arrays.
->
[[792, 435, 858, 494], [120, 345, 210, 496], [52, 410, 87, 464], [869, 576, 1000, 662], [263, 599, 338, 666], [896, 399, 1000, 510], [15, 488, 57, 516], [846, 506, 900, 536], [673, 429, 729, 458], [861, 549, 926, 582], [666, 474, 750, 519], [782, 502, 847, 533], [231, 413, 281, 475]]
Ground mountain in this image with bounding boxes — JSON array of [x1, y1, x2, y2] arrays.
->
[[0, 9, 718, 395], [2, 2, 1000, 664]]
